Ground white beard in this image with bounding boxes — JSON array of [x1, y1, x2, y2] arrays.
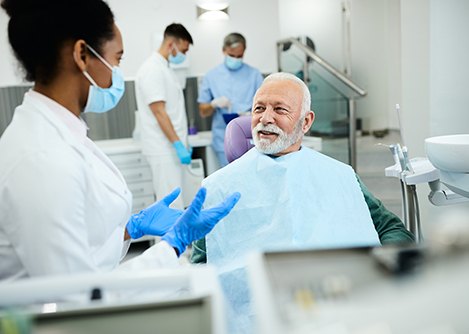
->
[[252, 120, 304, 155]]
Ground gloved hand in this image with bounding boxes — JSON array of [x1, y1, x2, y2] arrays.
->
[[173, 141, 192, 165], [211, 96, 231, 109], [162, 187, 241, 256], [126, 188, 183, 239]]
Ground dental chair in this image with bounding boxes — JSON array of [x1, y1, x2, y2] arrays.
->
[[224, 115, 254, 163], [224, 115, 321, 163]]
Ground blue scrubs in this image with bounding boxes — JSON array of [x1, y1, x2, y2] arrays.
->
[[198, 63, 263, 166]]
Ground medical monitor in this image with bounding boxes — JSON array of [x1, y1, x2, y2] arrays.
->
[[248, 245, 437, 334], [32, 296, 212, 334]]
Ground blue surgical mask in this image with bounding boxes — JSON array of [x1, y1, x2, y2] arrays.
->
[[82, 45, 125, 113], [169, 45, 186, 65], [225, 55, 243, 71]]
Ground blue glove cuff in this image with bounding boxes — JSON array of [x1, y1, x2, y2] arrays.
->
[[173, 141, 191, 164], [162, 232, 184, 256], [173, 141, 184, 150], [126, 212, 145, 239]]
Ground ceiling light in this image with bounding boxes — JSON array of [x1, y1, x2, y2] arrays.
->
[[196, 0, 229, 20]]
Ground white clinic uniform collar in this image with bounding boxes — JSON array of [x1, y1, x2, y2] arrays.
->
[[29, 90, 89, 143], [28, 90, 124, 181]]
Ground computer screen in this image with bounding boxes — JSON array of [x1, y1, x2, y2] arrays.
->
[[34, 296, 212, 334]]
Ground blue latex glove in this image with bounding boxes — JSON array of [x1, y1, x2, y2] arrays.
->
[[126, 188, 183, 239], [162, 187, 241, 256], [173, 141, 192, 165]]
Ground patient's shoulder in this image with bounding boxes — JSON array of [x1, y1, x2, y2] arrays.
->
[[202, 149, 257, 187], [301, 146, 354, 171]]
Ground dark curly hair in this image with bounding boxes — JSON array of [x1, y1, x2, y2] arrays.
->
[[1, 0, 115, 84]]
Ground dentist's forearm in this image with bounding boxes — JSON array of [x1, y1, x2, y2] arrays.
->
[[150, 101, 180, 143]]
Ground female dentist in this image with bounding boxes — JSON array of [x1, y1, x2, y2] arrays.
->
[[0, 0, 240, 281]]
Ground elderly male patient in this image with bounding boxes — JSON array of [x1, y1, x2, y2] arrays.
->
[[191, 72, 414, 331], [192, 72, 414, 265]]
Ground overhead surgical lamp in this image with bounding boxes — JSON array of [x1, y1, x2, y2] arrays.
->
[[196, 0, 230, 21]]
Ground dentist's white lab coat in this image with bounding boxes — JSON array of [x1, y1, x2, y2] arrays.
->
[[0, 92, 178, 281]]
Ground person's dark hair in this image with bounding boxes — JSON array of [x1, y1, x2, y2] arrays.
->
[[1, 0, 115, 84], [164, 23, 193, 45]]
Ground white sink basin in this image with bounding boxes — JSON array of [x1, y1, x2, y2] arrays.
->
[[425, 134, 469, 173]]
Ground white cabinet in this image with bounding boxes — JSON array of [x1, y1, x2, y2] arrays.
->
[[187, 132, 219, 175], [94, 139, 155, 214]]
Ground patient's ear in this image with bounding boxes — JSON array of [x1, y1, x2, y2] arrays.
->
[[302, 111, 315, 133]]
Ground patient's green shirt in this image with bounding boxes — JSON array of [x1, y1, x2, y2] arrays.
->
[[190, 176, 415, 264]]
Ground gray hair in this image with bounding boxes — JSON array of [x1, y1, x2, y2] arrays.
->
[[262, 72, 311, 117], [223, 32, 246, 49]]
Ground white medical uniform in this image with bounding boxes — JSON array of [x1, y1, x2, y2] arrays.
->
[[135, 52, 189, 209], [0, 91, 178, 281]]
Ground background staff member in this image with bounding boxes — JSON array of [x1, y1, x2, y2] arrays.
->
[[198, 33, 263, 167], [135, 23, 193, 209]]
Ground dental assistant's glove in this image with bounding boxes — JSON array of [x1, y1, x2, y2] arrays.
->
[[126, 188, 183, 239], [173, 141, 192, 165], [210, 96, 231, 109], [162, 187, 241, 256]]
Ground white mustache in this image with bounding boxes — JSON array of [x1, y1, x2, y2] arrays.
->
[[253, 123, 283, 136]]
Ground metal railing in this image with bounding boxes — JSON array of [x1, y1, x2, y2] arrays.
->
[[277, 37, 367, 169]]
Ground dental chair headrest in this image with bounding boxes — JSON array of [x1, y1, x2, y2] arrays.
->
[[224, 115, 255, 163]]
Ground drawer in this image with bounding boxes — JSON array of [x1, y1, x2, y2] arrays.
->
[[107, 152, 148, 168], [120, 166, 153, 183], [132, 195, 156, 213], [127, 181, 154, 197]]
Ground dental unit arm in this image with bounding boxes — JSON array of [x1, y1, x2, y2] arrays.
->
[[383, 134, 469, 241], [383, 105, 469, 241]]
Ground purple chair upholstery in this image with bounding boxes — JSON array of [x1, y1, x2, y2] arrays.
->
[[224, 115, 255, 163]]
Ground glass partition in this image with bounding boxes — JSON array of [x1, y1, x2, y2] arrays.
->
[[277, 38, 366, 166]]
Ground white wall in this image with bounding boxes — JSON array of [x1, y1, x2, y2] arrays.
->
[[278, 0, 399, 131], [429, 0, 469, 137], [401, 0, 469, 231], [351, 0, 396, 130], [400, 0, 430, 157], [0, 0, 280, 86], [278, 0, 344, 69], [401, 0, 469, 167], [385, 0, 402, 130]]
